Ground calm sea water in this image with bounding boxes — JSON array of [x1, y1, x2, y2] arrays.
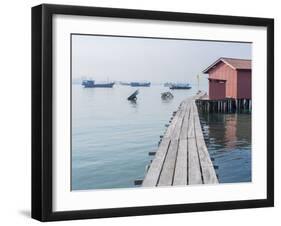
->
[[72, 84, 251, 190], [199, 113, 252, 183]]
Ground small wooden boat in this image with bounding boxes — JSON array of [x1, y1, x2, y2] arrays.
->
[[127, 90, 139, 101], [161, 92, 174, 100]]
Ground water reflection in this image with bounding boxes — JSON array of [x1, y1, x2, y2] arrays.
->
[[161, 98, 173, 104], [128, 99, 138, 108], [199, 113, 251, 183], [72, 84, 197, 190]]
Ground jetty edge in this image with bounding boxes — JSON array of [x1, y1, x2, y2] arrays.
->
[[141, 95, 218, 187]]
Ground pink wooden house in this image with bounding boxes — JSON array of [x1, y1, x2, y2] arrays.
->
[[203, 58, 251, 100]]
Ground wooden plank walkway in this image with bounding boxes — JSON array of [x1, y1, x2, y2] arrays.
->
[[142, 97, 218, 187]]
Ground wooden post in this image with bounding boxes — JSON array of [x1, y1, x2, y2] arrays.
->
[[227, 100, 229, 113], [237, 99, 240, 113], [249, 100, 252, 112]]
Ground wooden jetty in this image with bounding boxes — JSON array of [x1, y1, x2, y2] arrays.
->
[[196, 98, 251, 113], [141, 97, 218, 187]]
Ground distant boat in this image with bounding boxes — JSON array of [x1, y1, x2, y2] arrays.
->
[[161, 92, 174, 100], [120, 82, 131, 86], [130, 82, 151, 87], [82, 80, 114, 88], [164, 82, 173, 87], [170, 83, 192, 90]]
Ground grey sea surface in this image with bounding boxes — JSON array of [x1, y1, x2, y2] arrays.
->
[[199, 113, 252, 183], [72, 84, 251, 190]]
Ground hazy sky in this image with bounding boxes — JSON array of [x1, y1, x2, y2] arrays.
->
[[72, 34, 251, 86]]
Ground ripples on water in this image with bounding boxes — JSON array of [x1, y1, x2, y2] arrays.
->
[[72, 84, 196, 190], [199, 113, 252, 183], [72, 84, 251, 190]]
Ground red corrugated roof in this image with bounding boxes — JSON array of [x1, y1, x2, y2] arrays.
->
[[203, 57, 251, 73]]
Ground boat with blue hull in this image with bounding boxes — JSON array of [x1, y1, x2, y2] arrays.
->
[[82, 80, 115, 88], [170, 83, 192, 90], [130, 82, 151, 87]]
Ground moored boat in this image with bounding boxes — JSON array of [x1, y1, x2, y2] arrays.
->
[[161, 92, 174, 100], [120, 81, 131, 86], [130, 82, 151, 87], [127, 89, 139, 101], [82, 80, 115, 88], [169, 83, 191, 90]]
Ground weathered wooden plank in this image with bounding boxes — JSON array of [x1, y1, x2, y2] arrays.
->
[[172, 101, 190, 138], [170, 108, 185, 140], [180, 104, 191, 139], [158, 139, 179, 186], [142, 96, 218, 187], [142, 138, 170, 187], [134, 179, 143, 186], [187, 103, 195, 138], [173, 139, 188, 185], [188, 137, 203, 184], [193, 105, 218, 184], [164, 110, 182, 138], [193, 104, 204, 139], [196, 135, 218, 184]]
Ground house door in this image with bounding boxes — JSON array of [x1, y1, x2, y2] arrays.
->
[[209, 80, 226, 100]]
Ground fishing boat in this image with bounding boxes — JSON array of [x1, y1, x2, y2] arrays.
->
[[82, 80, 115, 88], [161, 92, 174, 100], [127, 89, 139, 101], [120, 81, 131, 86], [130, 82, 151, 87], [169, 83, 192, 90]]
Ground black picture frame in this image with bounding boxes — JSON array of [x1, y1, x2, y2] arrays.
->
[[32, 4, 274, 222]]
